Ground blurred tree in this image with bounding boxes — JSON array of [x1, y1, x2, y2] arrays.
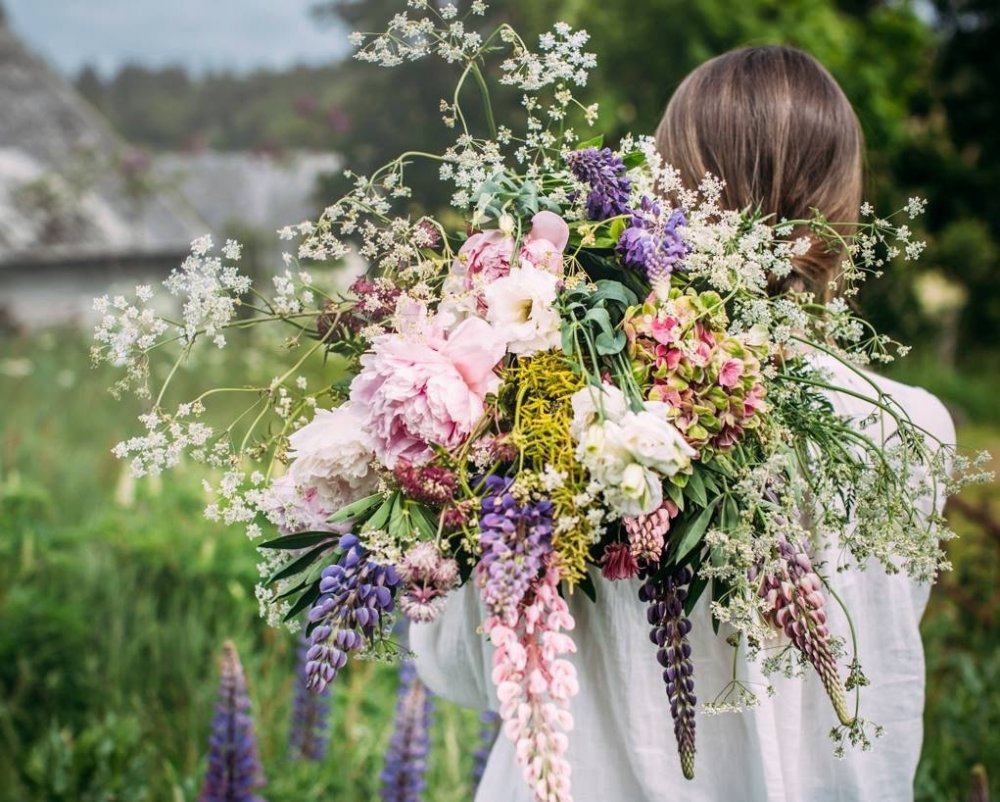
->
[[75, 65, 104, 109]]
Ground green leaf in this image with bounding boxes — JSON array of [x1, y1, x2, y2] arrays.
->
[[561, 323, 576, 355], [268, 541, 333, 584], [361, 493, 397, 533], [720, 496, 740, 533], [665, 481, 685, 512], [328, 493, 383, 524], [595, 329, 627, 355], [576, 135, 604, 150], [684, 573, 709, 616], [686, 470, 708, 508], [283, 581, 321, 623], [591, 280, 639, 308], [387, 494, 408, 539], [259, 531, 338, 550], [576, 571, 598, 603], [584, 306, 613, 332], [673, 497, 720, 563], [621, 150, 646, 169], [410, 503, 438, 540]]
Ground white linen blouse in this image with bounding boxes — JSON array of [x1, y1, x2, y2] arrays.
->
[[412, 358, 955, 802]]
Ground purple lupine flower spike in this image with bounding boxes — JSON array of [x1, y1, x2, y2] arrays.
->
[[639, 566, 696, 780], [472, 710, 500, 791], [199, 641, 266, 802], [475, 476, 554, 625], [380, 660, 434, 802], [759, 538, 852, 725], [616, 197, 689, 284], [566, 146, 632, 220], [306, 533, 400, 693], [289, 633, 332, 761]]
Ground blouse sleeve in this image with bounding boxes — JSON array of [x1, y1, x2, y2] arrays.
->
[[410, 581, 496, 710]]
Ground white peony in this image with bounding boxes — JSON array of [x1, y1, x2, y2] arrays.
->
[[483, 263, 562, 356], [287, 403, 378, 508]]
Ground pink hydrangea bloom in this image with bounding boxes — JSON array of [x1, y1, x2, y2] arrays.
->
[[350, 316, 507, 468], [484, 562, 578, 802]]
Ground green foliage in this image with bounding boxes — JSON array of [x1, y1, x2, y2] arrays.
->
[[0, 334, 480, 801]]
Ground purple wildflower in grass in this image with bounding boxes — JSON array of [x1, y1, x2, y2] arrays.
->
[[305, 533, 400, 693], [475, 475, 554, 625], [289, 633, 332, 761], [472, 710, 501, 791], [759, 538, 852, 725], [198, 641, 266, 802], [639, 565, 696, 780], [616, 197, 688, 284], [566, 147, 632, 221], [380, 660, 434, 802]]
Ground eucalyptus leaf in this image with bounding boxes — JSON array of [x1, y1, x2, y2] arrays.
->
[[595, 329, 627, 355], [591, 280, 638, 308], [576, 135, 604, 150]]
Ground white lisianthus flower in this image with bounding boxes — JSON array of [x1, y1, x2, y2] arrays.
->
[[483, 263, 562, 355], [612, 463, 663, 517], [571, 395, 695, 517], [569, 384, 629, 440], [287, 403, 378, 508], [616, 403, 697, 477]]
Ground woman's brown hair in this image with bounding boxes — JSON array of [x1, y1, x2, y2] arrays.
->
[[655, 46, 864, 299]]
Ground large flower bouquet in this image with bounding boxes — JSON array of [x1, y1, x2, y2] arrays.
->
[[92, 3, 990, 799]]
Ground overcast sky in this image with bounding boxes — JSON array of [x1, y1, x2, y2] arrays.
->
[[4, 0, 350, 77]]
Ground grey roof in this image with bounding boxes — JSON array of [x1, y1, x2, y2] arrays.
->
[[0, 21, 206, 268]]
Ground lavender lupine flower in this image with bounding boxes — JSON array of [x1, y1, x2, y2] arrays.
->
[[616, 197, 688, 284], [639, 566, 696, 780], [380, 660, 433, 802], [759, 539, 852, 726], [566, 147, 632, 220], [475, 475, 554, 624], [289, 633, 332, 761], [472, 710, 500, 791], [199, 641, 266, 802], [623, 499, 678, 563], [305, 534, 400, 693]]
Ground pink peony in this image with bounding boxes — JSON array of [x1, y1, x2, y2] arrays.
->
[[350, 316, 507, 468], [452, 211, 570, 286]]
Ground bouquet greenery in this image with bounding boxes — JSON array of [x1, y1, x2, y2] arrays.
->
[[92, 2, 990, 798]]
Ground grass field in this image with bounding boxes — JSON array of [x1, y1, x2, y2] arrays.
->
[[0, 331, 996, 801]]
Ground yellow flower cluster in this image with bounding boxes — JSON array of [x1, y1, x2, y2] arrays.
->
[[503, 352, 593, 586]]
